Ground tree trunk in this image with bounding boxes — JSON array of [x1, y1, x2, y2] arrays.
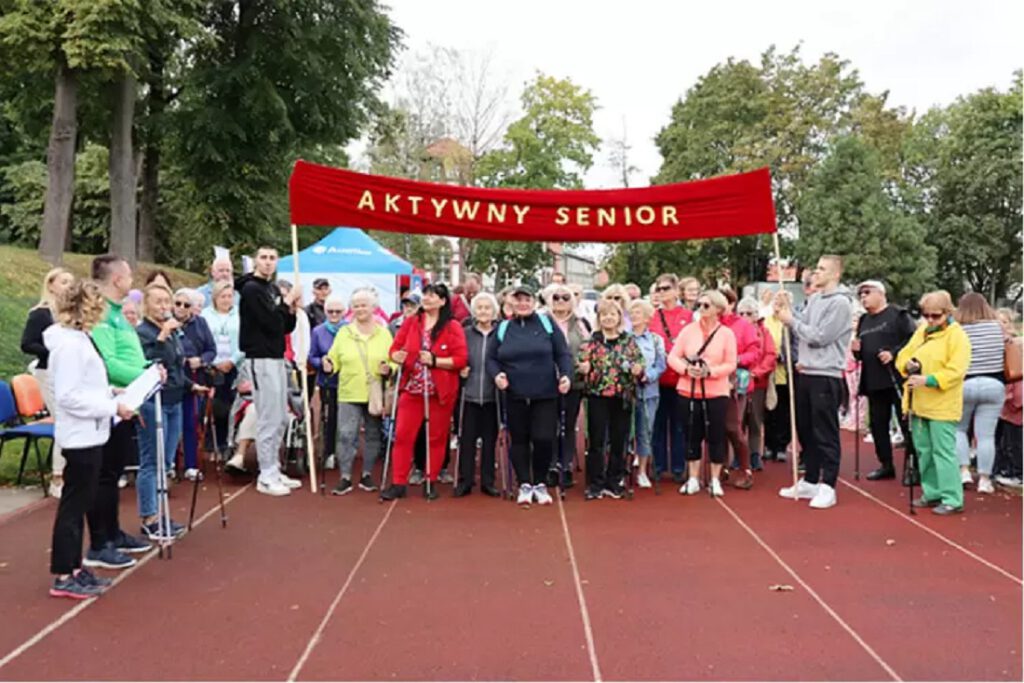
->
[[137, 53, 167, 263], [109, 72, 138, 264], [38, 61, 78, 265]]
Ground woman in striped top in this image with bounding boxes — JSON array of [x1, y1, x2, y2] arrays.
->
[[953, 293, 1005, 494]]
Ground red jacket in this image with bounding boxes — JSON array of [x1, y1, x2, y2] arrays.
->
[[720, 312, 760, 370], [750, 320, 778, 390], [390, 313, 468, 406], [451, 295, 472, 323], [652, 305, 693, 388]]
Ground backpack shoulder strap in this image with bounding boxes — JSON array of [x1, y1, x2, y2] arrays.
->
[[538, 313, 553, 335], [498, 319, 509, 343]]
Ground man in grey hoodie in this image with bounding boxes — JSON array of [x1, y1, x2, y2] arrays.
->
[[775, 254, 853, 509]]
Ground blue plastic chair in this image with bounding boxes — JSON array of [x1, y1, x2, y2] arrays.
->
[[0, 379, 52, 495]]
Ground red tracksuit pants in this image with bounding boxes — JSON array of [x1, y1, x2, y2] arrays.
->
[[391, 391, 455, 485]]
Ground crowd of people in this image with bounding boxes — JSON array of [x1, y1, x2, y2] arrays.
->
[[18, 250, 1023, 600]]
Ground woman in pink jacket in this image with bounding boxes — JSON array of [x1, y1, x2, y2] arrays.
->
[[667, 290, 737, 497]]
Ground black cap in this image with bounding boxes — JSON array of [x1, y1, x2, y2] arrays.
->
[[511, 284, 535, 297], [313, 278, 330, 289]]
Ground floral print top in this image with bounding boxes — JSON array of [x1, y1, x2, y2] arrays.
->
[[578, 331, 644, 398]]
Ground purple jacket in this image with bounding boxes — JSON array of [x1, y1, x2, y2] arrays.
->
[[309, 321, 345, 388]]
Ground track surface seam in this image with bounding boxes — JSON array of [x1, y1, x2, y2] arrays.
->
[[287, 499, 398, 682], [0, 483, 253, 672], [715, 497, 903, 682], [557, 494, 603, 682], [838, 477, 1024, 586]]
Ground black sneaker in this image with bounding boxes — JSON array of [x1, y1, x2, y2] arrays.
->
[[423, 483, 440, 500], [546, 469, 560, 488], [50, 575, 103, 600], [866, 465, 896, 481], [115, 532, 152, 555], [380, 484, 407, 501], [357, 474, 378, 492], [902, 468, 921, 487], [454, 483, 472, 498], [332, 478, 354, 496], [75, 568, 113, 589], [584, 487, 603, 501], [83, 544, 137, 570], [481, 485, 500, 497], [561, 471, 575, 489], [602, 485, 625, 500], [672, 472, 685, 484]]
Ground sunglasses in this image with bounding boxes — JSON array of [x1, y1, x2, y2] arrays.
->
[[739, 311, 755, 316], [610, 296, 623, 301], [325, 309, 344, 314], [923, 312, 946, 321], [698, 302, 712, 310], [552, 294, 572, 302], [656, 285, 674, 292], [174, 301, 191, 309]]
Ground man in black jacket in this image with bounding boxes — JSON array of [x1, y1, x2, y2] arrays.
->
[[852, 280, 917, 481], [237, 247, 301, 497]]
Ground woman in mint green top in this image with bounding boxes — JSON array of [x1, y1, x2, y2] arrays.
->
[[200, 280, 243, 451]]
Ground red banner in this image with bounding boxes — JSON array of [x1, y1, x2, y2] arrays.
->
[[288, 160, 776, 242]]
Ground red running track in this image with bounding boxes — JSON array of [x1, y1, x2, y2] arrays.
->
[[0, 431, 1019, 681]]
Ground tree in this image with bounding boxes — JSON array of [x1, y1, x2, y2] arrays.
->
[[797, 135, 935, 302]]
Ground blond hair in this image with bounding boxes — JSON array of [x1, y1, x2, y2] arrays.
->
[[55, 281, 106, 332], [627, 298, 654, 320], [36, 267, 72, 310], [919, 290, 955, 315], [700, 289, 729, 314], [595, 298, 624, 331], [601, 284, 629, 308]]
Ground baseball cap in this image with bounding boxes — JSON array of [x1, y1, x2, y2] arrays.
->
[[313, 278, 330, 289], [511, 284, 536, 297], [856, 280, 886, 296], [401, 292, 421, 305]]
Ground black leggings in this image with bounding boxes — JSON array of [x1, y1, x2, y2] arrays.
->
[[585, 395, 631, 490], [680, 395, 729, 464], [458, 401, 498, 488], [51, 446, 103, 574], [507, 397, 557, 486], [89, 419, 134, 550]]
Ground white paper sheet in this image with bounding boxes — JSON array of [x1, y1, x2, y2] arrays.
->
[[119, 364, 163, 414]]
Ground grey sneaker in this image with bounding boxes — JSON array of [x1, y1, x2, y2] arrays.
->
[[438, 469, 455, 485], [50, 575, 103, 600], [83, 544, 136, 570], [409, 469, 425, 486]]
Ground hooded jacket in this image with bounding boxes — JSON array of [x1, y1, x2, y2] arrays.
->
[[137, 318, 193, 404], [788, 287, 854, 379], [236, 273, 297, 359], [44, 325, 118, 449]]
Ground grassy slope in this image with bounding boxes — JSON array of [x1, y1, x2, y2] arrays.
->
[[0, 244, 203, 484]]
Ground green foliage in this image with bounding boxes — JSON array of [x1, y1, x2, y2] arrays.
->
[[796, 135, 935, 302]]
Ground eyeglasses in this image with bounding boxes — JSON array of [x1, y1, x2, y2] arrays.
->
[[698, 302, 712, 310], [552, 294, 572, 302], [923, 312, 946, 321], [325, 309, 344, 314], [739, 311, 755, 317], [610, 296, 623, 301], [656, 285, 674, 292], [174, 301, 191, 309]]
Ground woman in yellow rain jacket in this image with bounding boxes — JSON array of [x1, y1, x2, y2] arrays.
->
[[895, 291, 971, 515]]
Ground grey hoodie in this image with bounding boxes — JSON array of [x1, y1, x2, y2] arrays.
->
[[788, 286, 853, 379]]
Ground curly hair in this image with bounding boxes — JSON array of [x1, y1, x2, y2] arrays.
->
[[55, 280, 107, 332]]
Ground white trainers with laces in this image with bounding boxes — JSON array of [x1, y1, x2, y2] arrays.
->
[[779, 478, 818, 500], [533, 484, 553, 505], [225, 453, 247, 472], [184, 468, 201, 481], [278, 472, 302, 489], [517, 483, 533, 506], [709, 478, 724, 497], [257, 476, 291, 497], [680, 477, 700, 495], [637, 472, 652, 489], [960, 468, 973, 486], [977, 477, 994, 494], [809, 483, 837, 509]]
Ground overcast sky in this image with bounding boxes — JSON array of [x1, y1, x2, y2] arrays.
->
[[369, 0, 1021, 189]]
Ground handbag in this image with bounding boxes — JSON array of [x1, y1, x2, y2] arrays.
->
[[354, 333, 385, 416], [1005, 336, 1023, 383], [765, 379, 778, 410], [735, 368, 752, 395]]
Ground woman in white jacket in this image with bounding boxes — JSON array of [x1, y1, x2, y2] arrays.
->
[[45, 281, 134, 600]]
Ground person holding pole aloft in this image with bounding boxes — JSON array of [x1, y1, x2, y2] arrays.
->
[[381, 284, 467, 501], [455, 292, 501, 497], [667, 290, 737, 497], [626, 299, 666, 489], [486, 285, 573, 507], [237, 246, 302, 497], [774, 255, 853, 509]]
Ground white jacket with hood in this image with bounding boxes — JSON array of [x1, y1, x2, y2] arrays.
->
[[44, 324, 119, 449]]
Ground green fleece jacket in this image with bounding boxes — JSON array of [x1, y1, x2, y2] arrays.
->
[[91, 298, 148, 388]]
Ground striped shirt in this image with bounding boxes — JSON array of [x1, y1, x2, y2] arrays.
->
[[962, 320, 1004, 377]]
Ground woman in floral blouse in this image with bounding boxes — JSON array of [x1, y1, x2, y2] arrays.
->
[[578, 299, 645, 500]]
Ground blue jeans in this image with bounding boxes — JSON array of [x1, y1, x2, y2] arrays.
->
[[137, 396, 183, 519], [652, 386, 684, 474], [634, 395, 659, 457], [956, 376, 1004, 475]]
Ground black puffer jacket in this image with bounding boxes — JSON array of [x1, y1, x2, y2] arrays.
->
[[486, 313, 573, 400]]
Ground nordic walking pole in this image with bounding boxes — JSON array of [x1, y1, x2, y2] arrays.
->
[[318, 387, 329, 496], [772, 232, 801, 500], [557, 395, 567, 500], [887, 364, 917, 516], [452, 379, 466, 496], [208, 395, 227, 527], [187, 390, 204, 530], [686, 373, 698, 492], [700, 369, 712, 493], [290, 223, 317, 492], [378, 366, 402, 498], [496, 391, 509, 500], [422, 363, 433, 502], [155, 389, 173, 559], [854, 383, 861, 480]]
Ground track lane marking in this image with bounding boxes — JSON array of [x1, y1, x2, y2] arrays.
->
[[716, 497, 903, 682], [0, 483, 252, 672], [839, 478, 1023, 586], [287, 499, 397, 682], [557, 495, 603, 682]]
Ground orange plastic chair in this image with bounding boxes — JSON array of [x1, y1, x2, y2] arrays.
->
[[11, 374, 48, 420]]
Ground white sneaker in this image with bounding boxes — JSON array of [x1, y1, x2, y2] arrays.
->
[[709, 478, 724, 497], [118, 475, 129, 489], [977, 477, 994, 494], [637, 472, 652, 489], [995, 475, 1022, 488], [632, 456, 639, 467], [779, 478, 818, 500], [961, 468, 973, 486], [809, 483, 837, 509], [278, 472, 302, 489], [863, 433, 874, 443], [680, 477, 700, 495], [49, 479, 64, 498], [257, 477, 291, 496], [324, 455, 336, 470], [533, 484, 553, 505], [891, 430, 904, 445], [183, 468, 201, 481], [517, 483, 533, 505], [225, 453, 247, 472]]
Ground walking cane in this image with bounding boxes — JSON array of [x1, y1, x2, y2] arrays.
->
[[452, 379, 467, 496], [888, 364, 918, 516], [378, 366, 402, 499], [154, 389, 174, 559]]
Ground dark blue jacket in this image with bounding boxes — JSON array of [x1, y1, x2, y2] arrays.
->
[[137, 319, 192, 404], [181, 316, 216, 367], [486, 313, 572, 400]]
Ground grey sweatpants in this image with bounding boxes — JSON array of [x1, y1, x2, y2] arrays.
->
[[251, 358, 289, 478], [336, 401, 382, 478]]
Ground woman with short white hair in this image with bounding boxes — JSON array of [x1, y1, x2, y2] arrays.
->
[[456, 292, 502, 496], [322, 287, 394, 495], [627, 298, 666, 488], [308, 293, 347, 471]]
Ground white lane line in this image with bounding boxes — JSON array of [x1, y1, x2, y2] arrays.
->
[[0, 483, 252, 671], [716, 498, 903, 682], [839, 478, 1023, 586], [557, 495, 603, 683], [287, 499, 397, 682]]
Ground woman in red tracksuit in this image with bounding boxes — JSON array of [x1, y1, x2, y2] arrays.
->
[[381, 283, 468, 500]]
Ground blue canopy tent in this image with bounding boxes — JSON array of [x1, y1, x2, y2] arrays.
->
[[278, 227, 413, 315]]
